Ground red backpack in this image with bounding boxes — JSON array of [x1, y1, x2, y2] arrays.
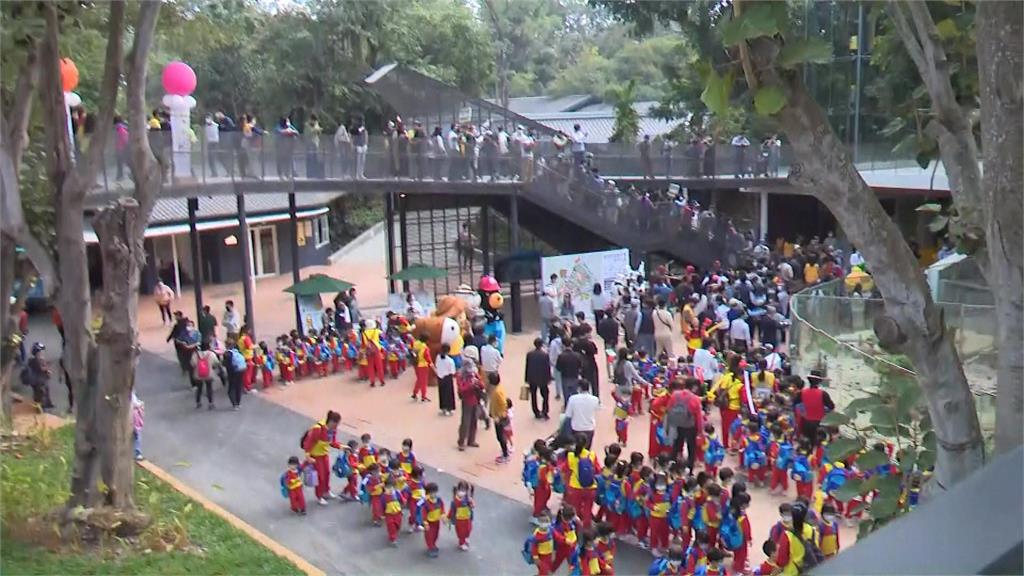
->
[[197, 355, 211, 379]]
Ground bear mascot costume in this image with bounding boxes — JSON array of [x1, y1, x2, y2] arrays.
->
[[411, 295, 471, 385], [478, 275, 506, 353]]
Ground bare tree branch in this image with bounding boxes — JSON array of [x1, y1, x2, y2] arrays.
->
[[905, 0, 959, 113], [125, 1, 162, 242], [885, 2, 928, 74], [72, 0, 125, 197], [4, 40, 41, 169]]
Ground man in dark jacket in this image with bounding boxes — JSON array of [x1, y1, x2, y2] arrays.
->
[[524, 338, 551, 419], [554, 337, 582, 406]]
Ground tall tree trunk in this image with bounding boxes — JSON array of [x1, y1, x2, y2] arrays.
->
[[89, 0, 161, 510], [976, 1, 1024, 453], [777, 77, 985, 489], [93, 200, 145, 508]]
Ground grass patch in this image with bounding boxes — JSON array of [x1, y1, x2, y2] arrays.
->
[[1, 424, 300, 575]]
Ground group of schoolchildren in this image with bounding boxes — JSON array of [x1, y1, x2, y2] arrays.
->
[[281, 425, 478, 558], [517, 343, 917, 576], [256, 314, 415, 389]]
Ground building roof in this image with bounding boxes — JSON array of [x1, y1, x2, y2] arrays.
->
[[503, 95, 679, 143], [148, 191, 341, 225], [498, 94, 599, 115]]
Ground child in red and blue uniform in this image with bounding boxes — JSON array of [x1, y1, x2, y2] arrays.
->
[[340, 440, 361, 501], [281, 456, 306, 514], [526, 509, 556, 575], [406, 466, 425, 532], [420, 482, 445, 557], [397, 438, 417, 475], [357, 433, 378, 473], [382, 475, 406, 545], [818, 502, 841, 558], [701, 483, 722, 547], [449, 481, 474, 550], [362, 464, 384, 525], [552, 504, 579, 572], [594, 522, 617, 575], [647, 473, 672, 555], [613, 398, 630, 444]]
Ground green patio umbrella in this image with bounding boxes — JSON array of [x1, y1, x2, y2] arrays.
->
[[388, 263, 448, 281], [283, 274, 354, 296]]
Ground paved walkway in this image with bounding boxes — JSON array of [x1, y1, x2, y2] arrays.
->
[[134, 350, 650, 575]]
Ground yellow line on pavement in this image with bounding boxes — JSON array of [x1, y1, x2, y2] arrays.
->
[[139, 460, 325, 576]]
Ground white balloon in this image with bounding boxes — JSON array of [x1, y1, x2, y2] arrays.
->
[[64, 91, 81, 107], [184, 96, 197, 109]]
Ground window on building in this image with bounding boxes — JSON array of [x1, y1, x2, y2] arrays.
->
[[312, 214, 330, 248]]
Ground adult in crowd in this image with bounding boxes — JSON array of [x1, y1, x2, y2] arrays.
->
[[222, 300, 241, 342], [524, 337, 551, 420], [794, 371, 835, 444], [548, 324, 565, 401], [434, 343, 457, 416], [197, 304, 217, 345], [154, 280, 175, 325], [224, 339, 247, 410], [574, 330, 600, 401], [302, 410, 342, 505], [456, 358, 484, 451], [563, 378, 599, 449], [488, 373, 510, 464], [191, 341, 221, 410], [665, 378, 705, 472], [538, 288, 556, 344], [652, 298, 675, 357], [712, 355, 746, 450], [170, 314, 200, 378], [555, 336, 582, 405], [590, 283, 608, 321], [348, 287, 362, 325], [635, 299, 656, 355], [622, 299, 640, 349], [596, 309, 620, 379], [612, 347, 649, 405], [24, 342, 53, 410]]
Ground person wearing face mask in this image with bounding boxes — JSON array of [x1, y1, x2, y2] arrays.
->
[[818, 502, 840, 559], [773, 501, 824, 575], [646, 473, 672, 556], [448, 480, 475, 551], [526, 508, 557, 575], [728, 492, 753, 573]]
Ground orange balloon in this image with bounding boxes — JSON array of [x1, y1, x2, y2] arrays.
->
[[60, 58, 79, 92]]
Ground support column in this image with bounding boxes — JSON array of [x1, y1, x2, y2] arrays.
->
[[236, 193, 255, 334], [187, 197, 203, 321], [480, 205, 491, 275], [509, 192, 522, 333], [170, 235, 182, 298], [385, 191, 397, 294], [759, 189, 769, 242], [398, 193, 410, 293], [288, 191, 302, 334]]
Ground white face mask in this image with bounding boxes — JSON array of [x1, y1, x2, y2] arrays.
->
[[538, 522, 551, 530], [823, 514, 836, 524], [456, 490, 466, 499], [656, 484, 667, 492], [782, 516, 794, 528]]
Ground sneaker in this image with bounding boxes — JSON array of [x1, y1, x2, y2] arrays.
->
[[250, 389, 259, 395], [459, 543, 469, 551], [406, 526, 415, 534], [371, 383, 376, 388], [195, 402, 202, 410], [300, 510, 307, 515], [232, 405, 240, 411], [208, 403, 215, 410], [428, 548, 439, 558], [389, 541, 398, 548], [468, 442, 480, 448], [327, 491, 338, 500], [495, 456, 509, 464], [135, 454, 144, 461], [411, 394, 418, 400], [317, 498, 329, 506], [415, 525, 424, 532], [638, 539, 649, 550], [421, 397, 431, 402]]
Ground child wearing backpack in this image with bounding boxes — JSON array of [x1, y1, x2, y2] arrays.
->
[[648, 545, 684, 575], [362, 464, 384, 524], [406, 466, 425, 532], [647, 473, 672, 556], [724, 492, 752, 572], [525, 508, 556, 575], [334, 439, 361, 502], [818, 502, 841, 558], [775, 501, 825, 573], [420, 482, 445, 557], [551, 504, 579, 572], [281, 456, 306, 515], [565, 434, 599, 529], [694, 547, 727, 575], [276, 337, 296, 385], [257, 341, 276, 389], [754, 540, 779, 575], [700, 424, 725, 478], [191, 342, 220, 410]]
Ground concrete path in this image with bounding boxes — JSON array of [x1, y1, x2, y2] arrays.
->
[[134, 350, 651, 575]]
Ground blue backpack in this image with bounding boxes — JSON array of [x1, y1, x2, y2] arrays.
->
[[775, 441, 794, 470], [577, 455, 595, 488], [522, 528, 552, 565], [228, 349, 247, 373], [824, 466, 848, 493], [522, 457, 539, 489], [279, 473, 288, 498], [720, 510, 744, 550], [552, 469, 566, 494], [668, 497, 683, 531], [743, 442, 767, 470], [648, 557, 671, 576], [333, 454, 352, 478], [705, 438, 726, 466], [791, 454, 812, 483]]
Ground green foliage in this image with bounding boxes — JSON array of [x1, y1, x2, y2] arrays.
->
[[718, 1, 787, 46], [608, 80, 640, 144], [777, 38, 834, 69], [1, 426, 298, 574], [753, 86, 787, 116], [700, 69, 734, 118]]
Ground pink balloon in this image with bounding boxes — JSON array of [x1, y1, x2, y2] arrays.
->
[[161, 61, 196, 96]]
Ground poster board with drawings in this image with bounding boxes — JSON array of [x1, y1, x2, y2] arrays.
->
[[541, 248, 643, 320], [297, 294, 324, 333]]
